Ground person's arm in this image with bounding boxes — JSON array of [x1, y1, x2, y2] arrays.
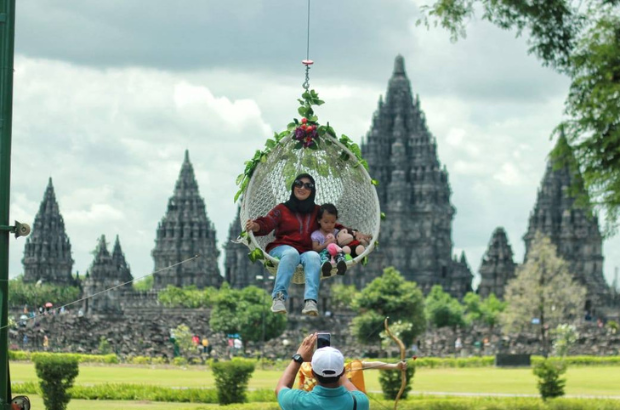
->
[[246, 205, 282, 236], [361, 361, 407, 371], [341, 371, 360, 392], [312, 240, 324, 252], [275, 333, 317, 396]]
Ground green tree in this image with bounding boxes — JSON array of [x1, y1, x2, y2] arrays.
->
[[419, 0, 620, 231], [33, 353, 79, 410], [463, 292, 507, 336], [330, 283, 358, 311], [351, 267, 426, 347], [8, 276, 80, 309], [552, 324, 579, 357], [501, 232, 586, 357], [158, 285, 216, 308], [209, 284, 286, 349], [425, 285, 466, 330], [133, 276, 153, 291], [173, 324, 195, 356], [425, 285, 466, 353]]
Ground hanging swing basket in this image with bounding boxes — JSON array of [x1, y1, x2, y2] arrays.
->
[[236, 90, 381, 284]]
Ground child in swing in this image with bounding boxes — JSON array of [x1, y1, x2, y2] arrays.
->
[[311, 203, 347, 277]]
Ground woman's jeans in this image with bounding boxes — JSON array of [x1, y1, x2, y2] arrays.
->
[[269, 245, 320, 302]]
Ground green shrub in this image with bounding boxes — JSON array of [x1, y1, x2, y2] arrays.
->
[[97, 336, 112, 355], [152, 357, 167, 365], [173, 357, 188, 366], [378, 359, 416, 400], [533, 359, 567, 400], [212, 358, 256, 405], [129, 356, 151, 365], [9, 350, 30, 361], [32, 353, 79, 410], [608, 320, 618, 334]]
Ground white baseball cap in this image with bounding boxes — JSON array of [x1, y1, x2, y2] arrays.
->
[[311, 347, 345, 377]]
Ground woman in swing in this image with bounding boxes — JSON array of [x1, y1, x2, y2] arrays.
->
[[245, 173, 323, 316]]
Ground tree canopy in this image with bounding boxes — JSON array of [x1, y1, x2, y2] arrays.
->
[[209, 284, 286, 346], [351, 267, 426, 346], [501, 232, 586, 356], [420, 0, 620, 231], [463, 292, 507, 331], [425, 285, 466, 330]]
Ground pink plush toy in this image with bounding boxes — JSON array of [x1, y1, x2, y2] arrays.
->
[[323, 242, 347, 276]]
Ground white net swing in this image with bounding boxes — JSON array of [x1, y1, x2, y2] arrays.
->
[[239, 133, 381, 284]]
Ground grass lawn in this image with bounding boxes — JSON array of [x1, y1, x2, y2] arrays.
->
[[10, 362, 620, 397], [22, 394, 211, 410]]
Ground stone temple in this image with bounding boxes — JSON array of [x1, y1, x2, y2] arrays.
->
[[522, 135, 611, 311], [477, 227, 517, 300], [83, 235, 133, 314], [152, 150, 222, 289], [22, 178, 75, 286], [354, 55, 473, 298]]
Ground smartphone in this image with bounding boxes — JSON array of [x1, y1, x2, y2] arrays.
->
[[317, 332, 331, 349]]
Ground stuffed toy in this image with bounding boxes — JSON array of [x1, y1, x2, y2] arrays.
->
[[336, 228, 366, 258], [325, 242, 347, 276]]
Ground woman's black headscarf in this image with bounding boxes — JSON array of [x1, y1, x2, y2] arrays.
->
[[283, 173, 316, 214]]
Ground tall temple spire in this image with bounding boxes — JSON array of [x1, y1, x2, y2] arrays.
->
[[112, 235, 133, 286], [358, 55, 472, 297], [152, 151, 222, 289], [478, 227, 516, 299], [22, 178, 75, 285], [83, 235, 122, 314], [524, 137, 610, 310], [224, 207, 265, 288]]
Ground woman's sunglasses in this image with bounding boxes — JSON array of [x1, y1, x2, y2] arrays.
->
[[293, 180, 315, 190]]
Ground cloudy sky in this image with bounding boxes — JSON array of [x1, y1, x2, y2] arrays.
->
[[8, 0, 620, 289]]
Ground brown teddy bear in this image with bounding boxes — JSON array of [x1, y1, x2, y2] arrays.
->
[[336, 228, 367, 259]]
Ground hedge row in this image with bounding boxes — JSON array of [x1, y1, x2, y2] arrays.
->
[[11, 382, 276, 404], [9, 351, 118, 364], [167, 397, 620, 410], [12, 381, 620, 409], [9, 350, 620, 368], [373, 355, 620, 368]]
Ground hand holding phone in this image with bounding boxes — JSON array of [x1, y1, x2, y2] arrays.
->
[[317, 332, 331, 349]]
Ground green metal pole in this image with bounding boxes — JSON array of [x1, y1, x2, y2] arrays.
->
[[0, 0, 16, 407]]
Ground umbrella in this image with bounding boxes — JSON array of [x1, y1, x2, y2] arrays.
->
[[45, 302, 53, 308], [19, 315, 28, 320]]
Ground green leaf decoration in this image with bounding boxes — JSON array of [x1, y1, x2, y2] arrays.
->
[[371, 179, 380, 186], [248, 248, 265, 263], [234, 188, 243, 203], [233, 88, 377, 203], [362, 256, 369, 266], [381, 212, 386, 220]]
